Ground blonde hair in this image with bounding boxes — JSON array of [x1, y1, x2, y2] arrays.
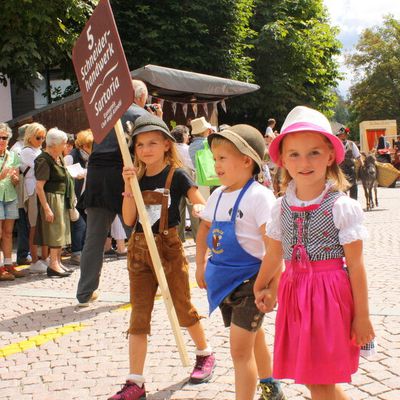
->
[[24, 122, 46, 146], [211, 136, 257, 172], [211, 136, 238, 151], [133, 132, 183, 179], [75, 129, 94, 149], [278, 134, 350, 194]]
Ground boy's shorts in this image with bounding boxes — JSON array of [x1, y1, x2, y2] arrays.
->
[[127, 227, 201, 335], [219, 275, 265, 332]]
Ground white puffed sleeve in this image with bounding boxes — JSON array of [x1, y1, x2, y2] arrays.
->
[[265, 197, 282, 240], [333, 196, 368, 244]]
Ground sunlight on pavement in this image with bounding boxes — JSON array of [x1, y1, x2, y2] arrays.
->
[[0, 323, 86, 358]]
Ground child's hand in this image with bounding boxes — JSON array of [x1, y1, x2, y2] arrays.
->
[[195, 266, 207, 289], [122, 166, 137, 184], [192, 204, 205, 218], [351, 316, 375, 347], [254, 287, 277, 313]]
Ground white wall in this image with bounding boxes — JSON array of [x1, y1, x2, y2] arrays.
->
[[0, 78, 13, 122], [33, 78, 71, 109]]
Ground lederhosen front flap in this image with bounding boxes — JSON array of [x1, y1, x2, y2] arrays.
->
[[141, 166, 175, 234]]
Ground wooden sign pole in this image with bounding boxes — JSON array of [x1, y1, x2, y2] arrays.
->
[[114, 119, 190, 367]]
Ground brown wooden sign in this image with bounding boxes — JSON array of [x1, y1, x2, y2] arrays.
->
[[72, 0, 133, 143]]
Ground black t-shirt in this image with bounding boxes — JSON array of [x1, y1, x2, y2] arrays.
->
[[136, 165, 194, 232]]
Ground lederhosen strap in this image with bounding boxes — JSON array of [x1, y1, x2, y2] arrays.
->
[[141, 166, 175, 235], [159, 167, 174, 234]]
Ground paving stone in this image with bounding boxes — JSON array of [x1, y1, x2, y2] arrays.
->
[[1, 184, 400, 399]]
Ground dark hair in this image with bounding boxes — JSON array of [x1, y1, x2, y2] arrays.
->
[[268, 118, 276, 126], [171, 125, 189, 143], [66, 134, 75, 146], [377, 136, 387, 150]]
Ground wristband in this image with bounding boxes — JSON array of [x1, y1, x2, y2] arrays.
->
[[122, 191, 134, 198]]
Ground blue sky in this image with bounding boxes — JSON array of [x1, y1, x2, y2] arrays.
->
[[323, 0, 400, 97]]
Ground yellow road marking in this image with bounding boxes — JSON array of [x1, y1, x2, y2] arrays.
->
[[0, 323, 85, 358]]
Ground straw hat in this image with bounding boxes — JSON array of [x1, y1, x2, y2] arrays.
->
[[190, 117, 212, 136], [208, 124, 265, 174]]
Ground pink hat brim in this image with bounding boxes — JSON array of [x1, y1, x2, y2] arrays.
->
[[269, 122, 345, 166]]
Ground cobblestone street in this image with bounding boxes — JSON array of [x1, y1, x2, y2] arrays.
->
[[1, 184, 400, 400]]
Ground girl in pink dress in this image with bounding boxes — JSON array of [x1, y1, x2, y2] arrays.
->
[[254, 106, 375, 400]]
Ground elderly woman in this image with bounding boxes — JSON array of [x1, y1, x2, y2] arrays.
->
[[34, 128, 76, 278], [0, 123, 25, 281], [20, 122, 48, 273]]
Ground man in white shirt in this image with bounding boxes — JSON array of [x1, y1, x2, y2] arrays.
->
[[336, 127, 361, 200], [265, 118, 276, 137]]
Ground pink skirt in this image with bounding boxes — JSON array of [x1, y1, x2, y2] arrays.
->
[[273, 258, 360, 384]]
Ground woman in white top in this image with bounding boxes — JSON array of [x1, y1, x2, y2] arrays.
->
[[20, 123, 48, 272]]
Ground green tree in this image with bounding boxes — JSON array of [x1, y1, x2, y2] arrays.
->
[[333, 91, 349, 124], [111, 0, 255, 82], [228, 0, 342, 130], [346, 16, 400, 126], [0, 0, 97, 90]]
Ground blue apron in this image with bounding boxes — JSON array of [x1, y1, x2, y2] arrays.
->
[[205, 179, 261, 314]]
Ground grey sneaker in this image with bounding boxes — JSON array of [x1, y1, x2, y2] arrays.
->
[[68, 254, 81, 266], [259, 380, 286, 400], [29, 260, 48, 273]]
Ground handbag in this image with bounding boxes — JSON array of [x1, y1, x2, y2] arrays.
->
[[195, 140, 220, 186], [69, 207, 80, 222], [68, 193, 79, 222]]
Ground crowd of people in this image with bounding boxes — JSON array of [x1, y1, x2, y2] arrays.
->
[[1, 79, 380, 400], [0, 121, 96, 281]]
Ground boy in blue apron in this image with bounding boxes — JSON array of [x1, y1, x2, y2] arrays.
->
[[196, 125, 286, 400]]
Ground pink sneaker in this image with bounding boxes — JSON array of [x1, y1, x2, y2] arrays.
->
[[108, 381, 146, 400], [189, 353, 216, 384]]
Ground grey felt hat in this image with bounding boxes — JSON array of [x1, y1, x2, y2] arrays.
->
[[132, 115, 176, 142], [208, 124, 265, 174]]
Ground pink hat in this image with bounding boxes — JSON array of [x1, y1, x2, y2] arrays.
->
[[269, 106, 345, 166]]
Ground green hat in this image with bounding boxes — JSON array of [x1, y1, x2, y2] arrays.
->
[[208, 124, 265, 174], [132, 115, 176, 142]]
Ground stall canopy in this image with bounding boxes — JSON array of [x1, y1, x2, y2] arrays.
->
[[130, 64, 260, 103]]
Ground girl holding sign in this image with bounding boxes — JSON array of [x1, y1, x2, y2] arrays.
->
[[108, 115, 215, 400]]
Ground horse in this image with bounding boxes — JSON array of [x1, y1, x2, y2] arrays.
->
[[359, 153, 378, 211]]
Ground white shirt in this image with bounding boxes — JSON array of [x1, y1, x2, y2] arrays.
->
[[201, 181, 276, 260], [10, 140, 24, 157], [176, 143, 194, 171], [265, 126, 274, 137], [344, 140, 361, 159], [267, 181, 368, 245], [64, 154, 74, 166], [20, 146, 42, 196]]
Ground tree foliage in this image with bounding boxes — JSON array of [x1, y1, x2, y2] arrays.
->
[[346, 16, 400, 126], [111, 0, 255, 82], [0, 0, 342, 126], [0, 0, 97, 88], [227, 0, 342, 130]]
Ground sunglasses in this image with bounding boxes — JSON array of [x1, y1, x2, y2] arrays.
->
[[35, 136, 45, 141], [0, 137, 8, 141]]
